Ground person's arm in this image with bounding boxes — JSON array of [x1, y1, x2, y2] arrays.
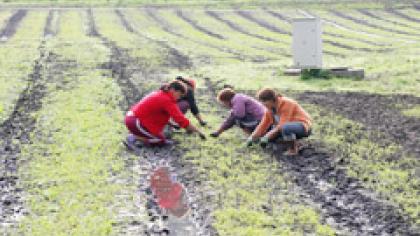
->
[[166, 101, 205, 139], [187, 90, 207, 126], [265, 101, 296, 140], [249, 111, 271, 140], [211, 112, 235, 137], [166, 101, 190, 129]]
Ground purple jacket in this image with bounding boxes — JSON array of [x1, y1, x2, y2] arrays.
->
[[220, 93, 265, 131]]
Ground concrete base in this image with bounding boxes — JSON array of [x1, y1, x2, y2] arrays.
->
[[284, 67, 365, 79]]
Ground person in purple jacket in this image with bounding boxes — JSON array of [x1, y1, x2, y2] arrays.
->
[[210, 88, 265, 138]]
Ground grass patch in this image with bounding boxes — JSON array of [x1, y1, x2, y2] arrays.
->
[[402, 106, 420, 118]]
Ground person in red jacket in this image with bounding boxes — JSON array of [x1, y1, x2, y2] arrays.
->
[[124, 81, 205, 149]]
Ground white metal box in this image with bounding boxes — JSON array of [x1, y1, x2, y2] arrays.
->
[[292, 18, 323, 68]]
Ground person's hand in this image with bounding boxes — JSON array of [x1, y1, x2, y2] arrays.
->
[[198, 132, 206, 140], [245, 137, 253, 147], [260, 136, 269, 148], [199, 121, 207, 127], [260, 136, 269, 145], [210, 132, 219, 138]]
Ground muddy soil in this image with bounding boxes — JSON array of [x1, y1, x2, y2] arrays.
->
[[87, 9, 215, 235], [297, 91, 420, 157], [204, 79, 417, 235], [0, 42, 63, 231], [331, 10, 420, 36], [44, 10, 59, 37], [0, 9, 27, 41]]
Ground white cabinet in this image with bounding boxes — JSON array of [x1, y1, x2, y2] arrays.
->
[[292, 18, 323, 68]]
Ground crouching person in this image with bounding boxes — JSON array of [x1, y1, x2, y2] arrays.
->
[[175, 76, 207, 126], [210, 88, 265, 137], [246, 88, 312, 156], [124, 81, 205, 149]]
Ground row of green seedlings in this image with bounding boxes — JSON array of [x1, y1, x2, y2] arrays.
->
[[172, 88, 336, 235], [304, 103, 419, 225], [0, 11, 46, 122], [17, 11, 138, 235]]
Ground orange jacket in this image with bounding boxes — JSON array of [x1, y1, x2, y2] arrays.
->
[[253, 96, 312, 137]]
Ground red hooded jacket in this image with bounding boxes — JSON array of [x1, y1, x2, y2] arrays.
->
[[131, 90, 190, 136]]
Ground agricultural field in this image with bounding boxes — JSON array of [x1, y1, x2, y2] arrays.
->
[[0, 0, 419, 235]]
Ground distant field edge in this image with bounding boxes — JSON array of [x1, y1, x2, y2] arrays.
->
[[0, 0, 417, 10]]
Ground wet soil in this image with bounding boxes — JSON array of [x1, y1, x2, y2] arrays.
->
[[204, 79, 418, 235], [0, 9, 27, 41], [87, 9, 214, 235], [297, 91, 420, 157], [44, 10, 59, 37], [0, 42, 60, 231]]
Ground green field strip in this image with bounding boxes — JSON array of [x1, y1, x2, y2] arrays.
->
[[175, 87, 335, 236], [233, 10, 350, 57], [247, 9, 376, 55], [92, 9, 168, 71], [17, 10, 146, 235], [316, 10, 420, 42], [392, 8, 420, 23], [0, 10, 47, 122], [183, 9, 289, 59], [358, 9, 420, 33], [267, 9, 392, 48], [119, 9, 241, 66], [305, 104, 419, 225], [162, 9, 280, 61], [347, 9, 420, 36], [269, 9, 396, 50], [0, 9, 14, 28]]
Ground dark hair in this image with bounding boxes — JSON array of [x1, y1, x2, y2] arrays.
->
[[175, 76, 193, 88], [161, 81, 187, 95], [256, 88, 280, 102], [217, 88, 236, 103]]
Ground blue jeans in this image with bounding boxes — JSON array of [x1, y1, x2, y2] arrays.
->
[[272, 122, 311, 141]]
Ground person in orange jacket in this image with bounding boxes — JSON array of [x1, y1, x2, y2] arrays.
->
[[246, 88, 312, 155]]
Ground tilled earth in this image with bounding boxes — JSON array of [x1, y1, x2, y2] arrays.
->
[[204, 80, 418, 235]]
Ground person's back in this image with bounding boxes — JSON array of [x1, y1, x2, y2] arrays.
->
[[231, 93, 265, 122], [131, 90, 176, 135]]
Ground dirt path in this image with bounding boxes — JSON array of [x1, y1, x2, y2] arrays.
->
[[87, 9, 215, 235], [0, 9, 27, 41], [297, 91, 420, 157]]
